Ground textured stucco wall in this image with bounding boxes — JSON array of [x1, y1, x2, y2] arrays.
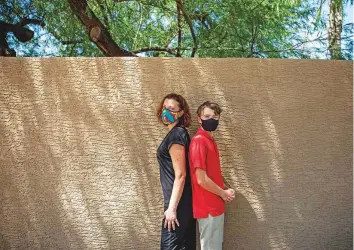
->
[[0, 58, 352, 250]]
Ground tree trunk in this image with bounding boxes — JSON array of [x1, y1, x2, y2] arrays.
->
[[328, 0, 343, 59], [67, 0, 135, 57], [0, 20, 34, 57]]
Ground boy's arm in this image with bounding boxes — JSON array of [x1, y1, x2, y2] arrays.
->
[[196, 169, 234, 202], [190, 136, 234, 202]]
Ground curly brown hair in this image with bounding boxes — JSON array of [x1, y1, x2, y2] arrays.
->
[[156, 93, 192, 127]]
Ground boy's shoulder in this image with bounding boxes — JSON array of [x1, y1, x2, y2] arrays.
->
[[191, 133, 208, 144]]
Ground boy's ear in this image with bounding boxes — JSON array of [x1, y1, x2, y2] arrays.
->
[[197, 116, 202, 125]]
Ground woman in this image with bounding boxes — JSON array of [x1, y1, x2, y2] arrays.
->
[[156, 93, 196, 250]]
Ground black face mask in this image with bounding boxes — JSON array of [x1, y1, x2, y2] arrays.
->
[[201, 118, 219, 131]]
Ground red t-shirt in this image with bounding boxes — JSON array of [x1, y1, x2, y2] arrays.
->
[[189, 128, 225, 218]]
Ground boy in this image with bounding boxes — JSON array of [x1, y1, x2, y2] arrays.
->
[[189, 101, 235, 250]]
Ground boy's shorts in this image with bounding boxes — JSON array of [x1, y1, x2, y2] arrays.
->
[[197, 213, 224, 250]]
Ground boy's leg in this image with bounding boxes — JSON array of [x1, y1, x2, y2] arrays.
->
[[197, 214, 224, 250]]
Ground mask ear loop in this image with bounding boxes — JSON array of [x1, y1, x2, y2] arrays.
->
[[180, 107, 186, 127]]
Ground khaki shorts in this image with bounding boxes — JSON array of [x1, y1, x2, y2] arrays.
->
[[197, 213, 225, 250]]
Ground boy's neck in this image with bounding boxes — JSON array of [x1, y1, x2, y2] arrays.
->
[[200, 126, 214, 138]]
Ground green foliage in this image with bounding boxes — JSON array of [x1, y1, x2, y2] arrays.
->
[[0, 0, 352, 59]]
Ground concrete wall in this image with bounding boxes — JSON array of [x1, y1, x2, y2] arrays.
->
[[0, 58, 352, 250]]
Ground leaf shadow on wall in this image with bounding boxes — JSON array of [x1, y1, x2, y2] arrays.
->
[[0, 58, 85, 249]]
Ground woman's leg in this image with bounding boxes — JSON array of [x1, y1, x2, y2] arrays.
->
[[183, 218, 196, 250], [161, 220, 183, 250], [161, 188, 194, 250], [160, 209, 194, 250]]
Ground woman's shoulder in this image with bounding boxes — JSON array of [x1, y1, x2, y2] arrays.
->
[[169, 126, 189, 140], [171, 126, 189, 135]]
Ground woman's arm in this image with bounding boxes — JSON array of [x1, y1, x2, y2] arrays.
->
[[164, 144, 186, 231]]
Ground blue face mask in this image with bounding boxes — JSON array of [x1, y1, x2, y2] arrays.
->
[[161, 108, 179, 125]]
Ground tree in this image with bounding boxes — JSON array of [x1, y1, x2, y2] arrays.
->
[[316, 0, 353, 59], [0, 0, 352, 59], [67, 0, 134, 56], [328, 0, 343, 59], [0, 20, 36, 56]]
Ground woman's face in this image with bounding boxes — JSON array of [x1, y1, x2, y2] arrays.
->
[[163, 98, 181, 113], [162, 99, 184, 117]]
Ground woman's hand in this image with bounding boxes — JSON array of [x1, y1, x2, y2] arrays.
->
[[163, 208, 180, 231]]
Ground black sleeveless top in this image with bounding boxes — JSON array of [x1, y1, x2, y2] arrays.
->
[[157, 126, 192, 209]]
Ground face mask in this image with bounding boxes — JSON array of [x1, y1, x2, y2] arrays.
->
[[201, 118, 219, 131], [161, 108, 179, 125]]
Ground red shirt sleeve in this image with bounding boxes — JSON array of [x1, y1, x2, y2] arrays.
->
[[189, 136, 207, 172]]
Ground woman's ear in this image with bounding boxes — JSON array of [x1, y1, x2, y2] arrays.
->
[[179, 110, 185, 116]]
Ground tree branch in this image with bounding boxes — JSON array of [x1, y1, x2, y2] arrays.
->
[[190, 12, 209, 20], [176, 0, 198, 57], [132, 47, 178, 56], [97, 0, 109, 27], [69, 41, 79, 56], [45, 27, 84, 45], [248, 20, 259, 57], [113, 0, 175, 13], [61, 40, 83, 45], [19, 18, 45, 28], [250, 0, 267, 13], [164, 29, 179, 47], [132, 3, 143, 50], [0, 20, 34, 43], [67, 0, 135, 57], [177, 0, 182, 57], [17, 18, 82, 46]]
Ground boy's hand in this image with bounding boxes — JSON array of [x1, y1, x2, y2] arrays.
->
[[221, 188, 235, 202]]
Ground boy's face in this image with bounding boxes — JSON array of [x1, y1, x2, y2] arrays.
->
[[198, 107, 220, 125]]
